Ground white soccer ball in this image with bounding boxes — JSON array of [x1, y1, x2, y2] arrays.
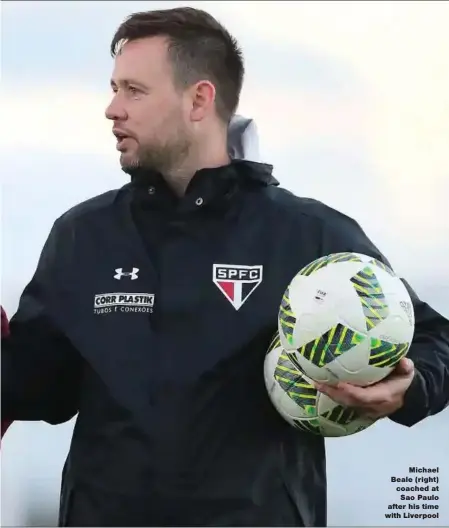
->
[[278, 252, 415, 386], [264, 334, 376, 437]]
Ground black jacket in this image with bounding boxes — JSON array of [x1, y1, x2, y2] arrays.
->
[[2, 160, 449, 526]]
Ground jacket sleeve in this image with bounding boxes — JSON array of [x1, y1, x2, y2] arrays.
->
[[1, 220, 82, 425], [318, 211, 449, 427]]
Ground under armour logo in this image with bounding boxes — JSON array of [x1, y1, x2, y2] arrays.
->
[[114, 268, 139, 280]]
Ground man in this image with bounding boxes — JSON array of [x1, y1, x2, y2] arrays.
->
[[2, 7, 448, 527]]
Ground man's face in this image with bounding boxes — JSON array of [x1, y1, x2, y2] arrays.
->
[[105, 37, 192, 174]]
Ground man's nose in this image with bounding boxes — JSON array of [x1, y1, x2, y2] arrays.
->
[[105, 96, 127, 121]]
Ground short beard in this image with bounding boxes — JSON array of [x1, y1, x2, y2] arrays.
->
[[121, 138, 191, 180]]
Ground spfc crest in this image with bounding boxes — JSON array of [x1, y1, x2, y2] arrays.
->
[[213, 264, 263, 310]]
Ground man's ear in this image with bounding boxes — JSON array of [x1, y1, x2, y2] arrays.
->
[[189, 80, 216, 122]]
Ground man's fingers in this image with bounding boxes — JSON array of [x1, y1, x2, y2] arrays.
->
[[394, 357, 414, 376], [316, 382, 377, 408], [312, 358, 416, 420], [316, 358, 415, 403]]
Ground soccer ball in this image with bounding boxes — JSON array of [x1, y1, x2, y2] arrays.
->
[[264, 334, 376, 436], [278, 252, 415, 386]]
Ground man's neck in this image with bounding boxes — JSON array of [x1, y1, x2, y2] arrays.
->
[[164, 143, 230, 197]]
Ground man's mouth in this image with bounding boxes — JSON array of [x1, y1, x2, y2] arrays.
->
[[114, 132, 133, 150]]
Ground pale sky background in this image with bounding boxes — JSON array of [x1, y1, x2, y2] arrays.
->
[[1, 1, 449, 526]]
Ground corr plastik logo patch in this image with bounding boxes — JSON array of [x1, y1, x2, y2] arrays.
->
[[93, 292, 155, 315]]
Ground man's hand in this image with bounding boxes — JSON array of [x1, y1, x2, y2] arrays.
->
[[315, 358, 415, 420]]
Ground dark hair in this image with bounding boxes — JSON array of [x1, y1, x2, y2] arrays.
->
[[111, 7, 244, 123]]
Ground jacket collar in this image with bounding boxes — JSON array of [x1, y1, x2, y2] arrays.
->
[[128, 159, 278, 189], [124, 160, 278, 214]]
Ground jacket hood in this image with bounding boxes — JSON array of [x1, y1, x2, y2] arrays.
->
[[228, 115, 278, 186]]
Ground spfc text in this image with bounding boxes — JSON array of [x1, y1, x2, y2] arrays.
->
[[214, 266, 262, 281]]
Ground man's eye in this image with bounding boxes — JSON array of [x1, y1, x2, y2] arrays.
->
[[128, 86, 139, 94]]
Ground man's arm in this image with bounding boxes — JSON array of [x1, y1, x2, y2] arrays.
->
[[1, 220, 82, 425], [317, 209, 449, 427]]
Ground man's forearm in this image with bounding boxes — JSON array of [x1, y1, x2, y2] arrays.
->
[[389, 291, 449, 427]]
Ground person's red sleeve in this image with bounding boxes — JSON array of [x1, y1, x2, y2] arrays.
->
[[1, 306, 13, 439]]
